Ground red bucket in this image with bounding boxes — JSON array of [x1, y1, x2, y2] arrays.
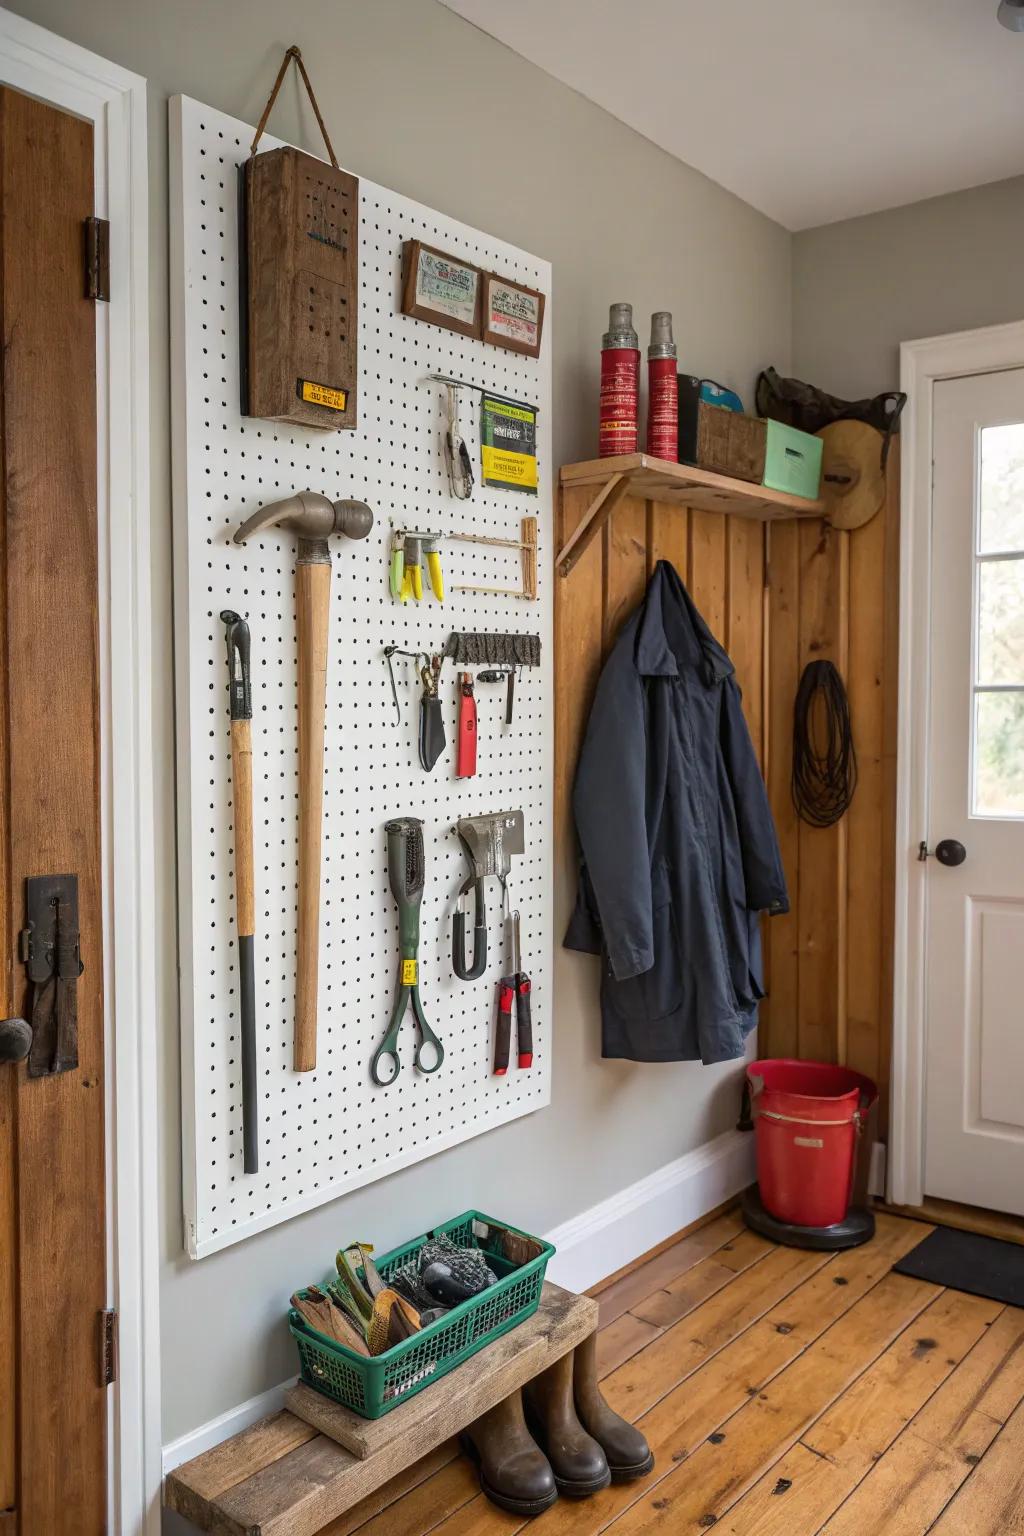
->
[[747, 1059, 877, 1229]]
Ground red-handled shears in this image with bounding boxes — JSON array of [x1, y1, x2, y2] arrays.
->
[[494, 903, 532, 1074]]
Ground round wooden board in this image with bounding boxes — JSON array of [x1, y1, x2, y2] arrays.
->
[[817, 420, 886, 530]]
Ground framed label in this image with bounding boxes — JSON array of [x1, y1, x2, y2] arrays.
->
[[400, 239, 481, 338], [482, 273, 546, 358]]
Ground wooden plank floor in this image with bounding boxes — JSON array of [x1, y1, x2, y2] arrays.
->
[[304, 1211, 1024, 1536]]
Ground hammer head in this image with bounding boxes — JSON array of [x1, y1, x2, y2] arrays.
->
[[233, 491, 373, 547]]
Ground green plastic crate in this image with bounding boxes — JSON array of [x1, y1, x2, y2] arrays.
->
[[763, 419, 823, 500], [289, 1210, 554, 1419]]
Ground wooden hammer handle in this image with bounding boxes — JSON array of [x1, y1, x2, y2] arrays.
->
[[295, 558, 331, 1072]]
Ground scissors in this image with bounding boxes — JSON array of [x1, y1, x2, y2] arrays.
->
[[370, 818, 445, 1085]]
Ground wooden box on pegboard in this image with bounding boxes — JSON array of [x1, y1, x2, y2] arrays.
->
[[242, 144, 358, 431]]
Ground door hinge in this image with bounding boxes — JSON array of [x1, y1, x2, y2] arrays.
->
[[100, 1308, 118, 1386], [84, 216, 110, 302]]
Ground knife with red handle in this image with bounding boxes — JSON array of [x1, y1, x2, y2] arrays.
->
[[456, 672, 477, 778]]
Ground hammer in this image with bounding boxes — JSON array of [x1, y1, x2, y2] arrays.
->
[[234, 491, 373, 1071]]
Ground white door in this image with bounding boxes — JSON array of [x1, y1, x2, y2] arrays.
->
[[925, 367, 1024, 1213]]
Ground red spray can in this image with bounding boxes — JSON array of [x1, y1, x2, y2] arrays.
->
[[646, 311, 678, 460], [599, 302, 640, 457]]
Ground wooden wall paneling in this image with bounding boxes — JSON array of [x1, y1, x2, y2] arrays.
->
[[762, 522, 801, 1058], [554, 484, 604, 847], [844, 504, 886, 1087], [556, 452, 900, 1130], [836, 531, 851, 1066], [794, 520, 848, 1064], [689, 509, 727, 641], [602, 494, 648, 651], [647, 501, 689, 581], [726, 518, 766, 763]]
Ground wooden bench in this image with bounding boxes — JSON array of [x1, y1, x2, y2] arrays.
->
[[164, 1282, 596, 1535]]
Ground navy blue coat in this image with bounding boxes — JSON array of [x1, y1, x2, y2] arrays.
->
[[565, 561, 788, 1064]]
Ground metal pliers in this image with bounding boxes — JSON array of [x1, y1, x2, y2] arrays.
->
[[493, 906, 532, 1074]]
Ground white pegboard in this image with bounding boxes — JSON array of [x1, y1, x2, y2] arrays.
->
[[169, 96, 552, 1259]]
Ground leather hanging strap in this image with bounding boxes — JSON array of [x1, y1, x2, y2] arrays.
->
[[250, 44, 339, 168]]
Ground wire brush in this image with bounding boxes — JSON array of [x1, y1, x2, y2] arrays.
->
[[791, 660, 857, 827]]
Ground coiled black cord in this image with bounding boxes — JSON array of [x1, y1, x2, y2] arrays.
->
[[791, 660, 857, 827]]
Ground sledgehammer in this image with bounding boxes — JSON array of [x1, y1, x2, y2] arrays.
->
[[234, 492, 373, 1071]]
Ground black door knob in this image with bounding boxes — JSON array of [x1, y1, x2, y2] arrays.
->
[[936, 839, 967, 867], [0, 1017, 32, 1063]]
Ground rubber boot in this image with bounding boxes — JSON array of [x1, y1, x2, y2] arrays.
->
[[460, 1389, 558, 1516], [524, 1351, 611, 1497], [572, 1331, 654, 1482]]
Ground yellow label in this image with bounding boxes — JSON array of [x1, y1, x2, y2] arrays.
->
[[483, 400, 534, 424], [481, 444, 538, 488], [402, 958, 418, 985], [300, 379, 348, 411]]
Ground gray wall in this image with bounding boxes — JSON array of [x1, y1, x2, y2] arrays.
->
[[793, 174, 1024, 399], [12, 0, 791, 1447]]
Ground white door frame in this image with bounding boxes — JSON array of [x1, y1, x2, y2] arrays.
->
[[0, 8, 159, 1534], [892, 319, 1024, 1209]]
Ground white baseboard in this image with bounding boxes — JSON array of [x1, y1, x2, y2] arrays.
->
[[544, 1129, 755, 1294], [162, 1378, 295, 1475], [161, 1130, 753, 1476]]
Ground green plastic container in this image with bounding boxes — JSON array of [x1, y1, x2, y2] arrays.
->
[[289, 1210, 554, 1419], [763, 419, 823, 500]]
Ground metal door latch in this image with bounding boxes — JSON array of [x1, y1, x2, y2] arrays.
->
[[19, 873, 83, 1078]]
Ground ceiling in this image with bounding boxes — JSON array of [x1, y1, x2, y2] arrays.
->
[[439, 0, 1024, 230]]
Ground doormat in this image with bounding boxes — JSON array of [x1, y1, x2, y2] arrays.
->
[[893, 1226, 1024, 1307]]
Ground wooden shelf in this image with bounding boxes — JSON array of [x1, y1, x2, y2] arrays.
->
[[163, 1282, 597, 1535], [557, 453, 825, 577]]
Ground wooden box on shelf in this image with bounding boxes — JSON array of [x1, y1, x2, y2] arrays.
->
[[695, 403, 767, 483]]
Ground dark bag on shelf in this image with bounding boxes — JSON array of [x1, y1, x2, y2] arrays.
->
[[755, 366, 906, 469]]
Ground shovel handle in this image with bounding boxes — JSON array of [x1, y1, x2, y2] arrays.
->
[[230, 716, 259, 1169]]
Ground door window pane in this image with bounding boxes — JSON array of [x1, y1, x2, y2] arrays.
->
[[978, 559, 1024, 685], [980, 423, 1024, 554], [974, 690, 1024, 816]]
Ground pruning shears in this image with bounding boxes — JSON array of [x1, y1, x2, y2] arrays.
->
[[494, 898, 532, 1074]]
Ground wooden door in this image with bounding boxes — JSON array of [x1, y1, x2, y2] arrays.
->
[[925, 369, 1024, 1214], [0, 87, 106, 1534]]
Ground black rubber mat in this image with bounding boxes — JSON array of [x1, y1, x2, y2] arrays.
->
[[893, 1225, 1024, 1307]]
